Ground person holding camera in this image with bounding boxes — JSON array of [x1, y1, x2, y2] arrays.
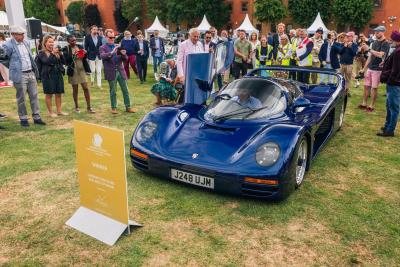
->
[[319, 31, 343, 84], [100, 29, 136, 114], [63, 35, 95, 114], [339, 32, 358, 95], [358, 26, 391, 112], [35, 35, 67, 117]]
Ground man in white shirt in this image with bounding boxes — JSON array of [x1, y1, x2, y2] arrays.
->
[[176, 28, 204, 82]]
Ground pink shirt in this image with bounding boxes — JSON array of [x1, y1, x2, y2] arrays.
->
[[176, 39, 205, 77]]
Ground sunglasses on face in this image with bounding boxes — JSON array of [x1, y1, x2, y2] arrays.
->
[[108, 37, 115, 39], [205, 37, 211, 39]]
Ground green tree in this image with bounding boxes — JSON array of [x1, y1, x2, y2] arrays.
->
[[122, 0, 143, 27], [65, 1, 85, 26], [23, 0, 59, 24], [84, 4, 102, 28], [114, 5, 129, 32], [288, 0, 331, 27], [146, 0, 169, 22], [332, 0, 373, 30], [194, 0, 231, 29], [254, 0, 287, 27]]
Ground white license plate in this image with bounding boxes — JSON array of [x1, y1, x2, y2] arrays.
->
[[170, 169, 214, 189]]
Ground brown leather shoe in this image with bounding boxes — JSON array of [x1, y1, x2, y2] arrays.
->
[[376, 131, 394, 137], [126, 108, 137, 113], [111, 109, 118, 114]]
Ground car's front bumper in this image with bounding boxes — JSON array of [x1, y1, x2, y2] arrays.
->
[[130, 150, 293, 200]]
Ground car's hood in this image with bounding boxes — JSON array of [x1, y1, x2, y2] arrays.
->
[[158, 113, 288, 167]]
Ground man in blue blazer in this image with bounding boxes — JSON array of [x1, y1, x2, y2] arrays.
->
[[133, 33, 150, 83], [84, 25, 104, 88], [319, 31, 343, 84], [149, 30, 165, 75]]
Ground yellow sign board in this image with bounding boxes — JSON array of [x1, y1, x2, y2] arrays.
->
[[73, 120, 129, 224]]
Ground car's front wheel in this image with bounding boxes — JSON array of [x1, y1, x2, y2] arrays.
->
[[295, 137, 308, 188]]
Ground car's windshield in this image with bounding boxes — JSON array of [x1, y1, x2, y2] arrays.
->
[[204, 78, 287, 121]]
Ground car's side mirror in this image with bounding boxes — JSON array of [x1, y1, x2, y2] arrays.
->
[[292, 97, 311, 112]]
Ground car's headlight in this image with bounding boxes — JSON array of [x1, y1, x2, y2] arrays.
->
[[136, 121, 157, 143], [256, 142, 280, 167]]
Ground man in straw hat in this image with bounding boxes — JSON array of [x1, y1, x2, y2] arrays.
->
[[2, 25, 45, 127]]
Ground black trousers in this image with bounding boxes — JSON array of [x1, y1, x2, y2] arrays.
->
[[289, 59, 297, 80], [233, 61, 248, 79], [298, 71, 310, 84], [136, 57, 148, 82]]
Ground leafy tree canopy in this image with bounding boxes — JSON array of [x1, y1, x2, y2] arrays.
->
[[65, 1, 85, 25], [23, 0, 59, 25], [84, 4, 102, 28], [288, 0, 331, 27], [332, 0, 373, 29], [254, 0, 287, 25]]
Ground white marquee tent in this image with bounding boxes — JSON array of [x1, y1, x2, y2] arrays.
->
[[145, 16, 169, 38], [197, 15, 212, 33], [307, 12, 329, 34], [0, 11, 68, 34], [236, 14, 259, 34]]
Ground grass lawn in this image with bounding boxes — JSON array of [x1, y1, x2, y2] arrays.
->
[[0, 70, 399, 266]]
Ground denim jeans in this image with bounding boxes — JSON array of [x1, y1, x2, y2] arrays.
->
[[384, 85, 400, 132], [152, 55, 164, 74], [320, 63, 337, 84]]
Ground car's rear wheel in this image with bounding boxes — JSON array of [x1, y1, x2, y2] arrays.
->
[[295, 137, 308, 188]]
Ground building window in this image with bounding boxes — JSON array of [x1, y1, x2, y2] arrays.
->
[[374, 0, 382, 7], [241, 2, 248, 13]]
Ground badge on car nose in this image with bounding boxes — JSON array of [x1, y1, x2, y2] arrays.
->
[[192, 153, 199, 159]]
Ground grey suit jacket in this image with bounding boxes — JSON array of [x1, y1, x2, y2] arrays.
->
[[3, 38, 38, 83]]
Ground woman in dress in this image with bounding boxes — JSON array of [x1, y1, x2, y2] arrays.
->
[[35, 35, 67, 117], [151, 59, 178, 105], [249, 32, 260, 69], [62, 35, 95, 113]]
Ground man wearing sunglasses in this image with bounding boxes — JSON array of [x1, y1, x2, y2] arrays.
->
[[201, 31, 216, 53], [100, 29, 136, 114]]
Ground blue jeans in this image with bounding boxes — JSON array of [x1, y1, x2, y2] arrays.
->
[[320, 63, 337, 84], [153, 55, 164, 74], [384, 85, 400, 132]]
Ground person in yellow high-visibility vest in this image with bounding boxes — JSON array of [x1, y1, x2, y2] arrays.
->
[[277, 34, 292, 66], [255, 35, 273, 77]]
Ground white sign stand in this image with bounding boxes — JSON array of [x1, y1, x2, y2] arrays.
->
[[66, 207, 141, 246]]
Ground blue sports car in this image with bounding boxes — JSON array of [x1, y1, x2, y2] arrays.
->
[[130, 43, 347, 200]]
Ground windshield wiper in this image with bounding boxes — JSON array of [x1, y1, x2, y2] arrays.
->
[[212, 107, 253, 122], [242, 105, 272, 119]]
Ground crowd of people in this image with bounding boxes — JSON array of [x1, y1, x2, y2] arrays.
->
[[0, 22, 399, 137]]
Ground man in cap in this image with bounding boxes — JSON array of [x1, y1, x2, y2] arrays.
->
[[339, 31, 358, 95], [310, 27, 325, 84], [2, 25, 45, 127], [377, 30, 400, 137], [358, 25, 391, 112]]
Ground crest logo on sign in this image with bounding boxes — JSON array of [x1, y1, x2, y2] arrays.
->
[[92, 133, 103, 148]]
